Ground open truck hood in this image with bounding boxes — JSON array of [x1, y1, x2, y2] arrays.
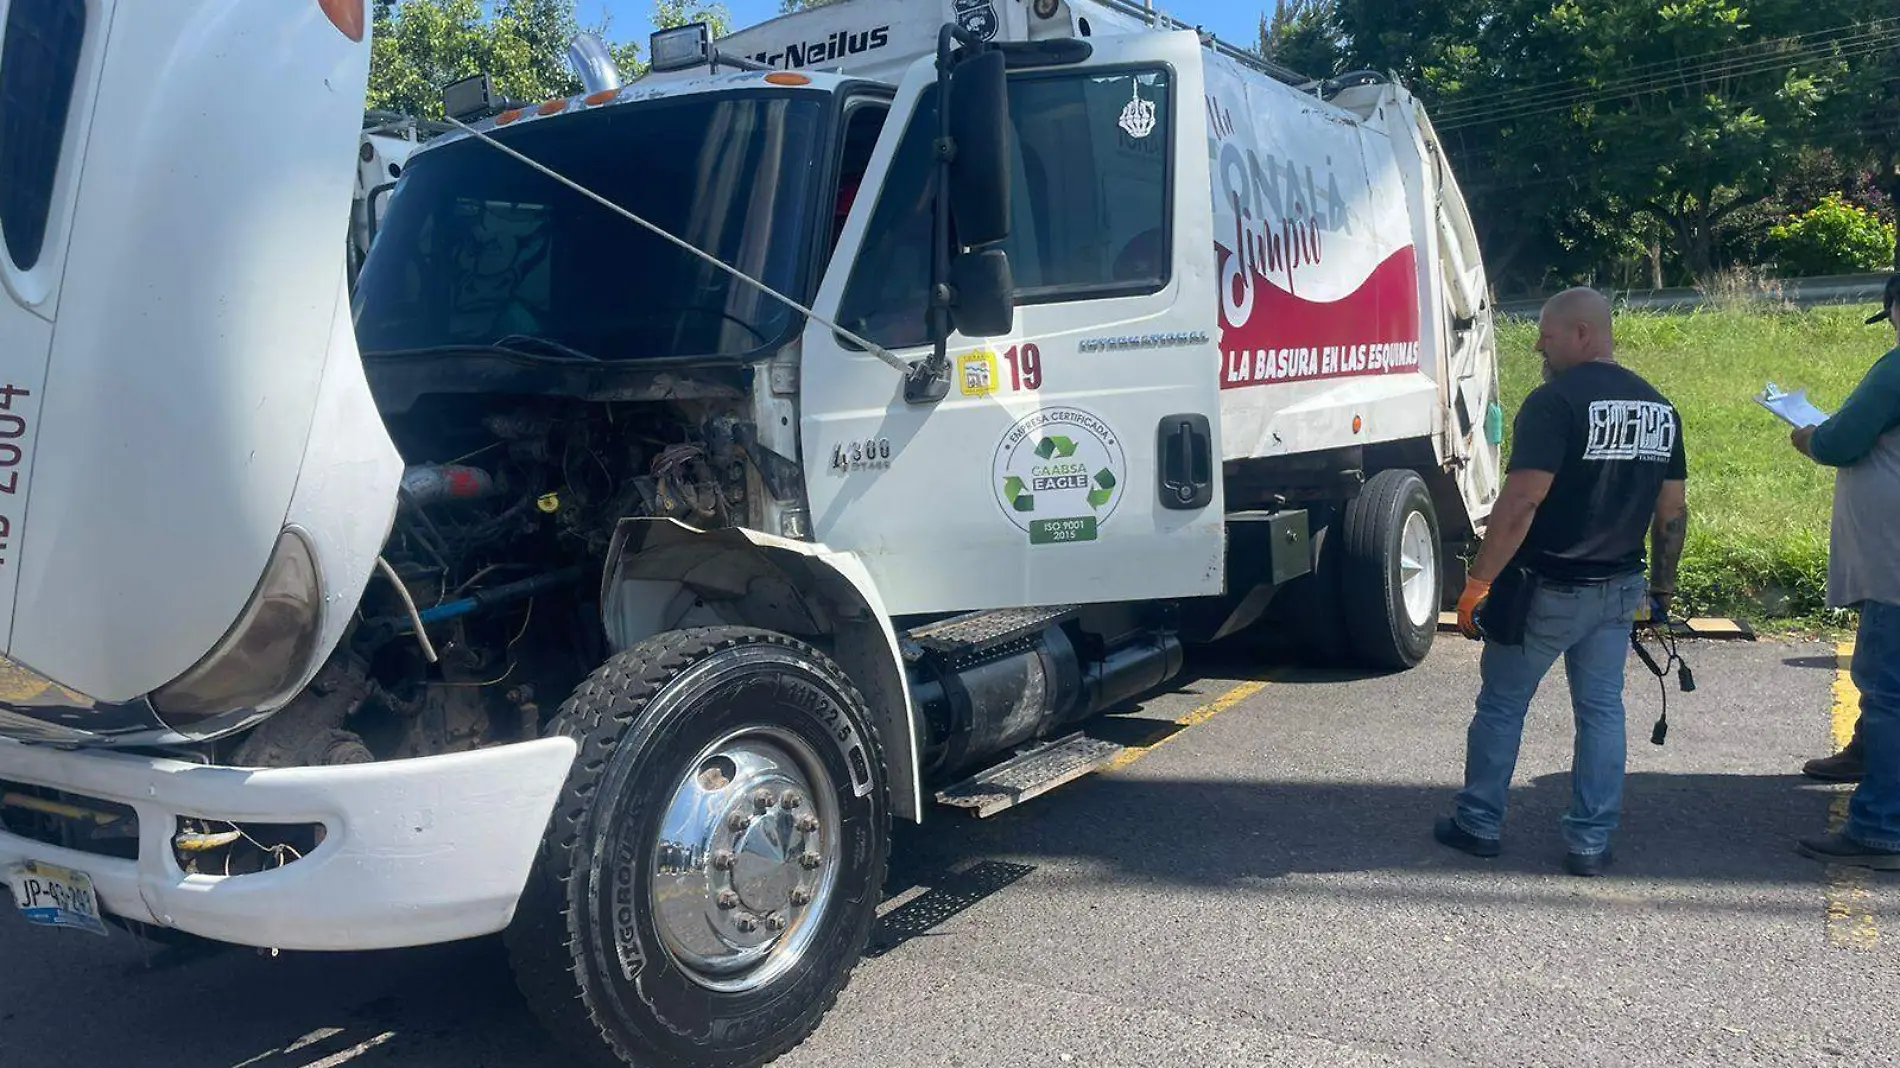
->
[[0, 1, 401, 745]]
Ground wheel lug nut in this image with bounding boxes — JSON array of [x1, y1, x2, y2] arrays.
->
[[728, 811, 751, 832], [795, 814, 819, 833], [712, 850, 735, 871], [780, 790, 803, 810], [717, 890, 740, 910], [735, 914, 758, 933], [790, 887, 813, 907], [764, 913, 788, 932], [800, 851, 821, 870], [752, 788, 775, 811]]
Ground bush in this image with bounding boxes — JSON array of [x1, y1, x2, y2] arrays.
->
[[1766, 194, 1897, 277]]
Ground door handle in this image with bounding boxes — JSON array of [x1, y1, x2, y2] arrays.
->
[[1157, 413, 1212, 510]]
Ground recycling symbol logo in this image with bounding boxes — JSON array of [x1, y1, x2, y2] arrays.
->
[[992, 407, 1127, 546]]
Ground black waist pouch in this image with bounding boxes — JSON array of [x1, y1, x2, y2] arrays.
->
[[1478, 564, 1541, 646]]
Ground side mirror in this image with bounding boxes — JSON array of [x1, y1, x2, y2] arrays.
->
[[910, 27, 1017, 405], [365, 180, 399, 249], [946, 47, 1010, 249], [950, 249, 1014, 337]]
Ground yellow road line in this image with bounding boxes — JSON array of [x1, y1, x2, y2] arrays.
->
[[1824, 640, 1878, 951], [1833, 641, 1859, 751], [1101, 679, 1268, 773]]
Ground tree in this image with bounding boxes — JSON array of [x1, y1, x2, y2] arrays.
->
[[1257, 0, 1343, 79], [1266, 0, 1900, 290], [655, 0, 732, 37], [368, 0, 588, 118], [1564, 1, 1888, 282], [780, 0, 847, 12], [366, 0, 714, 119]]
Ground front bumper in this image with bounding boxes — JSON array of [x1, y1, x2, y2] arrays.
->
[[0, 735, 577, 951]]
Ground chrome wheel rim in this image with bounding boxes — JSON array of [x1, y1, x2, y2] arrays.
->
[[650, 725, 840, 993], [1400, 509, 1438, 629]]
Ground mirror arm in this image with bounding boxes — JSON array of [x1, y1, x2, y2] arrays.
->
[[911, 23, 984, 407]]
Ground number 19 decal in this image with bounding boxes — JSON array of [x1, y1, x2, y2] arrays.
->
[[1002, 344, 1042, 392]]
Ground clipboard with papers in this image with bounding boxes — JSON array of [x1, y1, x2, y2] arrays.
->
[[1754, 382, 1831, 430]]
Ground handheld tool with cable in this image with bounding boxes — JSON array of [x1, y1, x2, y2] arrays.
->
[[1631, 598, 1696, 745]]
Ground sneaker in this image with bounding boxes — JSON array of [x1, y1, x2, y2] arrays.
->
[[1802, 747, 1863, 783], [1797, 832, 1900, 870], [1433, 816, 1501, 858], [1564, 849, 1613, 877]]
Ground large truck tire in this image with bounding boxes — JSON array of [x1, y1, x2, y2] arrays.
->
[[1339, 469, 1441, 671], [506, 626, 890, 1068]]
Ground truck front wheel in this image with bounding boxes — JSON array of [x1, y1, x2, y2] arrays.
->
[[506, 626, 889, 1068], [1339, 469, 1441, 670]]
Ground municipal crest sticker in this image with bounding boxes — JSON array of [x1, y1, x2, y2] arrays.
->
[[954, 0, 1000, 41], [959, 350, 999, 397]]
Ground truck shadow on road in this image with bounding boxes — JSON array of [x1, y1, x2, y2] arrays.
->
[[887, 767, 1852, 901]]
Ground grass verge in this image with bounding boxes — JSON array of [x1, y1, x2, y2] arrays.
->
[[1495, 301, 1890, 634]]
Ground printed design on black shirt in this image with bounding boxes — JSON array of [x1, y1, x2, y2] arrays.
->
[[1583, 399, 1678, 462]]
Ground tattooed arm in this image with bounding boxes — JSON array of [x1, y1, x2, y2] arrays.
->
[[1649, 479, 1689, 611]]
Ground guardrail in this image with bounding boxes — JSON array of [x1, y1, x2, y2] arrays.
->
[[1497, 271, 1892, 318]]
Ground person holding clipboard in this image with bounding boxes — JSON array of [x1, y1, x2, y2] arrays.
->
[[1789, 273, 1900, 869]]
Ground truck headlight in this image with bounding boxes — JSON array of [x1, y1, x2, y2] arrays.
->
[[149, 527, 326, 732]]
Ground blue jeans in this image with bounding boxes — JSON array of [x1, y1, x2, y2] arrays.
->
[[1848, 600, 1900, 850], [1453, 571, 1648, 856]]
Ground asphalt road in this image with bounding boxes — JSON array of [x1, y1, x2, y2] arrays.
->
[[3, 631, 1889, 1068]]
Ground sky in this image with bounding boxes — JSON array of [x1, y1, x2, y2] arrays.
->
[[577, 1, 1266, 59]]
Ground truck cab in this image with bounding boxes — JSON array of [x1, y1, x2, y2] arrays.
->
[[0, 3, 1499, 1067]]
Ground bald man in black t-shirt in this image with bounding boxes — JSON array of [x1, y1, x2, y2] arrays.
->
[[1433, 287, 1690, 877]]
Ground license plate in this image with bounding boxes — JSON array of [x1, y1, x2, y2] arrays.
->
[[8, 860, 108, 937]]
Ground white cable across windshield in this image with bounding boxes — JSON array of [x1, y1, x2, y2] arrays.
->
[[441, 113, 916, 374]]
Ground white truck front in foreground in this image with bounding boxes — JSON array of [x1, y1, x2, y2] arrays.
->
[[0, 1, 1500, 1065]]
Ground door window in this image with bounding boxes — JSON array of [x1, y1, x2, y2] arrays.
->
[[0, 0, 87, 271], [837, 67, 1173, 351]]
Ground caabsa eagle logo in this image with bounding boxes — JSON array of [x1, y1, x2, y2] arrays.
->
[[954, 0, 999, 40]]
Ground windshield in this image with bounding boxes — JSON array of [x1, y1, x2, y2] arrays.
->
[[351, 91, 828, 361]]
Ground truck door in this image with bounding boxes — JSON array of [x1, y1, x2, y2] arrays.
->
[[798, 31, 1225, 617]]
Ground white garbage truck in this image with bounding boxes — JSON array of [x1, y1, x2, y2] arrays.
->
[[348, 110, 440, 287], [0, 0, 1500, 1064]]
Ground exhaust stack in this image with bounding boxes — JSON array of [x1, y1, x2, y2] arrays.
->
[[567, 33, 622, 94]]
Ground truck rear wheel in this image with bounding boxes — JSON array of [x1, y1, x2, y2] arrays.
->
[[1339, 469, 1440, 670], [506, 626, 889, 1068]]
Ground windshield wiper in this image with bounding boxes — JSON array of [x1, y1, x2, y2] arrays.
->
[[360, 337, 605, 363], [492, 334, 602, 361]]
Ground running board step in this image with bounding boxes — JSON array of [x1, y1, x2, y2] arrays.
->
[[904, 604, 1079, 660], [934, 732, 1125, 818]]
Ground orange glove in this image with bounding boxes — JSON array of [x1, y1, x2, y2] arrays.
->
[[1457, 576, 1492, 640]]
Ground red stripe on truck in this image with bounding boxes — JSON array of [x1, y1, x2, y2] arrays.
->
[[1217, 244, 1423, 390]]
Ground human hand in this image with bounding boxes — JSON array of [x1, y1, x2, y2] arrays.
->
[[1791, 425, 1816, 458], [1457, 576, 1492, 640], [1646, 590, 1674, 624]]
